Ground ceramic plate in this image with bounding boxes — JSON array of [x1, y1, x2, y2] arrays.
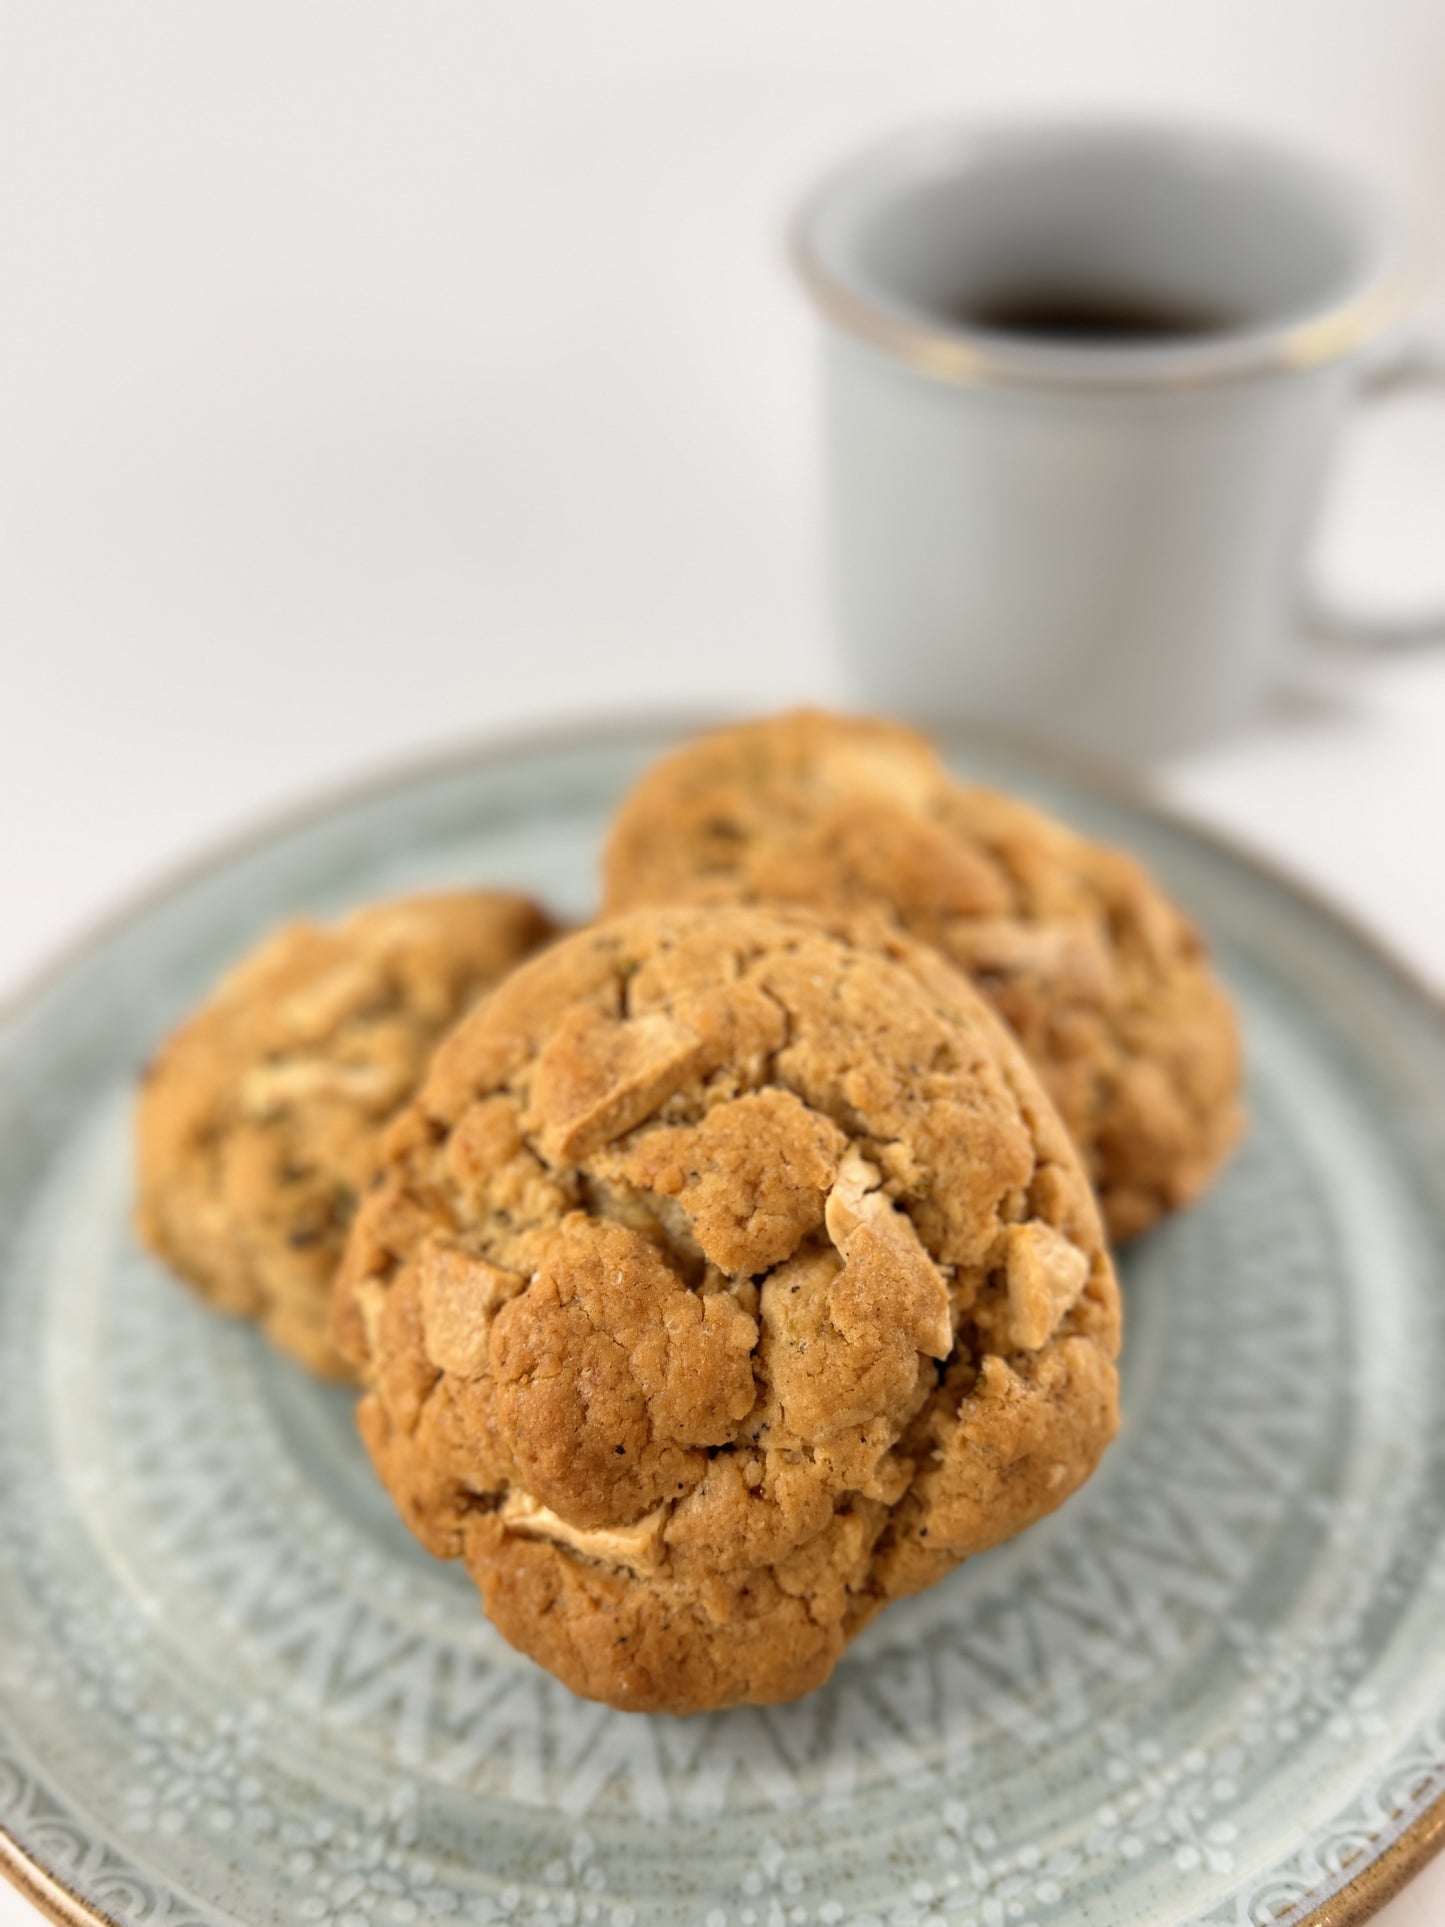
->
[[2, 723, 1443, 1927]]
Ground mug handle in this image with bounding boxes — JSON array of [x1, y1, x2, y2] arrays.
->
[[1305, 333, 1445, 648]]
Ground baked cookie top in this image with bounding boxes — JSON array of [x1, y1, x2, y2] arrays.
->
[[334, 904, 1120, 1713], [603, 709, 1243, 1241], [136, 891, 555, 1378]]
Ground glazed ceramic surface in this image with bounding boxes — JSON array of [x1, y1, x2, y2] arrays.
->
[[795, 120, 1426, 759], [1, 724, 1442, 1927]]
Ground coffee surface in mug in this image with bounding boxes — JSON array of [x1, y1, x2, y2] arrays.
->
[[954, 287, 1237, 342]]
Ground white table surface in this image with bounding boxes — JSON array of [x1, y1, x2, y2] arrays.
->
[[1, 6, 1443, 1921]]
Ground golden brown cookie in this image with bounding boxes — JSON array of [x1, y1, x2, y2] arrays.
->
[[603, 710, 1243, 1241], [334, 905, 1120, 1713], [136, 891, 556, 1379]]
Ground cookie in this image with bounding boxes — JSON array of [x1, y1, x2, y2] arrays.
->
[[136, 891, 556, 1379], [603, 710, 1243, 1241], [333, 904, 1120, 1713]]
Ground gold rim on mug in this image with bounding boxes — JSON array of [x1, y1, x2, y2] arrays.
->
[[791, 233, 1421, 392], [789, 122, 1427, 394], [0, 708, 1440, 1927]]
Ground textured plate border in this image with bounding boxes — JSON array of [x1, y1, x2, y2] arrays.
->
[[0, 707, 1441, 1927]]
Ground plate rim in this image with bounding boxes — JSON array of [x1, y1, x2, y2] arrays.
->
[[0, 706, 1441, 1927]]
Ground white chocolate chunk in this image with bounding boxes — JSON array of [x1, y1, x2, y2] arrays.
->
[[1002, 1221, 1090, 1350], [352, 1277, 389, 1366], [823, 1146, 880, 1245], [825, 1148, 952, 1359], [530, 1009, 706, 1162], [500, 1490, 669, 1575], [276, 959, 382, 1038], [943, 917, 1114, 1000], [239, 1055, 403, 1115], [418, 1245, 525, 1376]]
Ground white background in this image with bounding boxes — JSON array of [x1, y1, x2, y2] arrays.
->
[[1, 5, 1443, 1922]]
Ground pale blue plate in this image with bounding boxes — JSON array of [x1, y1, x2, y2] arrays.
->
[[1, 723, 1442, 1927]]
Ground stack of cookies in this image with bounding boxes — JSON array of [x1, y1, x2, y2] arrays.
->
[[136, 710, 1242, 1713]]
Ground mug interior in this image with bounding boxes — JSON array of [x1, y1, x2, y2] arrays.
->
[[798, 121, 1398, 382]]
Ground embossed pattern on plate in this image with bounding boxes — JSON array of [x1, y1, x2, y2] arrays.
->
[[1, 725, 1442, 1927]]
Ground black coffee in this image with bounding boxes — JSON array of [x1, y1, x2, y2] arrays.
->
[[954, 289, 1236, 343]]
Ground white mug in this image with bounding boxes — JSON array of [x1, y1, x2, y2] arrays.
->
[[793, 119, 1444, 762]]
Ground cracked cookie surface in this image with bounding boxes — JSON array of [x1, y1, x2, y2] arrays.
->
[[136, 891, 555, 1378], [333, 904, 1120, 1712], [603, 710, 1243, 1241]]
